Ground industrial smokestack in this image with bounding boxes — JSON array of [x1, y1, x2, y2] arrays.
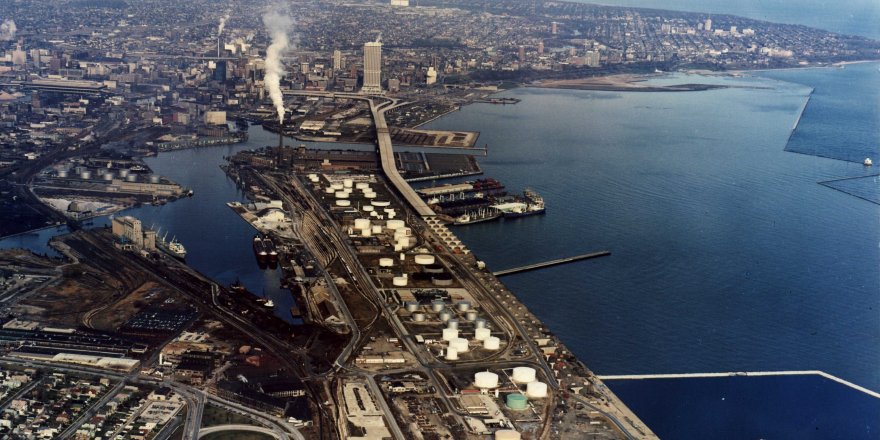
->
[[217, 14, 229, 58], [262, 5, 294, 125], [0, 19, 16, 41]]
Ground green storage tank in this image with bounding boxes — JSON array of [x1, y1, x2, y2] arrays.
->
[[506, 393, 528, 410]]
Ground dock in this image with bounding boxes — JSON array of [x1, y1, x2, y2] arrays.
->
[[493, 250, 611, 277]]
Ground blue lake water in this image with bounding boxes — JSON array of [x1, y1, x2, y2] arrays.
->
[[607, 375, 880, 439], [577, 0, 880, 40], [421, 66, 880, 395]]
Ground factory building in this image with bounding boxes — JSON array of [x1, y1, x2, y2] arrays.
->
[[111, 215, 156, 250]]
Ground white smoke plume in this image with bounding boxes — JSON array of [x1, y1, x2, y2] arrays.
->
[[218, 14, 229, 35], [262, 5, 293, 125], [0, 20, 16, 41]]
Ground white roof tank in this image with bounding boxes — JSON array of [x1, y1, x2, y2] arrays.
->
[[483, 336, 500, 350], [414, 254, 435, 265], [474, 328, 491, 341], [336, 200, 351, 207], [379, 258, 394, 267], [442, 328, 459, 341], [526, 381, 548, 399], [392, 276, 408, 287], [474, 371, 499, 389], [512, 366, 537, 384], [445, 347, 459, 360], [451, 337, 469, 352], [354, 218, 371, 230]]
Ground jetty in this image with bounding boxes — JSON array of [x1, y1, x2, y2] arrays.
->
[[597, 370, 880, 399], [493, 250, 611, 276]]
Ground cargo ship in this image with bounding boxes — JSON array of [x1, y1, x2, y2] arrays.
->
[[253, 235, 268, 263], [157, 232, 187, 260], [492, 189, 546, 218], [453, 207, 502, 225], [264, 237, 279, 262]]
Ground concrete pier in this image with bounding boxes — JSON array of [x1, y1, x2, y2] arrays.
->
[[493, 250, 611, 276]]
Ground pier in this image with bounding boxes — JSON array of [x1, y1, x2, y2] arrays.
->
[[493, 250, 611, 276], [597, 370, 880, 399], [786, 88, 814, 145]]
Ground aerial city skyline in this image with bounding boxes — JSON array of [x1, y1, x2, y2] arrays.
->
[[0, 0, 877, 439]]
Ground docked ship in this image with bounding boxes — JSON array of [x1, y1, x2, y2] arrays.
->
[[264, 237, 279, 262], [253, 235, 268, 263], [157, 232, 187, 260], [453, 207, 502, 225], [492, 189, 546, 218]]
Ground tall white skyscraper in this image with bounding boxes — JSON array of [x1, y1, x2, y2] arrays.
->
[[333, 49, 343, 71], [704, 18, 712, 31], [361, 41, 382, 94]]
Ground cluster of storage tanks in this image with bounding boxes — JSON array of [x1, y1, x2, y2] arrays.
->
[[472, 366, 548, 410], [401, 298, 503, 361], [58, 165, 152, 183]]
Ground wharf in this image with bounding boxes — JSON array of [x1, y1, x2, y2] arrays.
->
[[493, 251, 611, 276]]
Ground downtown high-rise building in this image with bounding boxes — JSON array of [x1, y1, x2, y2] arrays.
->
[[361, 41, 382, 94], [333, 49, 343, 71]]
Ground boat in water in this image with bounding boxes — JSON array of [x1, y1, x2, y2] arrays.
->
[[157, 232, 187, 260], [864, 157, 873, 166], [264, 237, 279, 262], [492, 188, 546, 218], [253, 235, 268, 263], [453, 207, 502, 225]]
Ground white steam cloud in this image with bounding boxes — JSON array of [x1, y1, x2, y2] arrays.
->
[[262, 6, 293, 125], [0, 20, 16, 41], [218, 14, 229, 35]]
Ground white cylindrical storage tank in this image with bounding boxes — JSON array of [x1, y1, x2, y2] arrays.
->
[[465, 310, 478, 321], [362, 205, 375, 212], [118, 169, 129, 177], [430, 301, 444, 313], [446, 319, 459, 330], [325, 187, 335, 194], [512, 367, 537, 384], [335, 191, 349, 199], [356, 182, 369, 189], [383, 207, 395, 214], [343, 179, 353, 188], [474, 328, 491, 341], [364, 192, 376, 199], [126, 174, 138, 182], [405, 302, 419, 312], [526, 381, 548, 399], [354, 218, 371, 230], [456, 301, 471, 312], [336, 199, 351, 207], [483, 336, 501, 350], [442, 328, 459, 341], [451, 337, 469, 352], [494, 430, 521, 440], [370, 211, 379, 218], [103, 172, 114, 181], [379, 258, 394, 267], [331, 183, 344, 190], [392, 276, 408, 287], [361, 228, 372, 237], [371, 225, 383, 234], [475, 318, 487, 329], [445, 348, 459, 361], [414, 254, 435, 265], [413, 313, 426, 322], [372, 200, 390, 207], [474, 371, 499, 389], [438, 310, 452, 322], [57, 170, 69, 178], [386, 219, 405, 230], [80, 171, 92, 179], [396, 237, 410, 248]]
